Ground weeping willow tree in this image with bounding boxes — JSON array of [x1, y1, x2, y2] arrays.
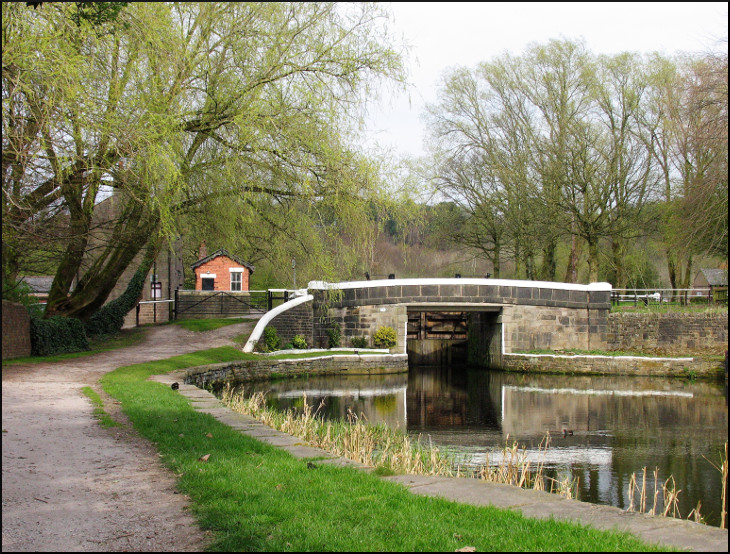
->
[[2, 2, 406, 319]]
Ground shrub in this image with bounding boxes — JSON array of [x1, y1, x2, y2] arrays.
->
[[350, 336, 368, 348], [325, 322, 341, 348], [85, 261, 148, 338], [373, 326, 397, 349], [291, 334, 308, 349], [262, 326, 281, 352], [30, 315, 90, 356]]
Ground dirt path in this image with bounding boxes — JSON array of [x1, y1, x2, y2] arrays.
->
[[2, 321, 256, 552]]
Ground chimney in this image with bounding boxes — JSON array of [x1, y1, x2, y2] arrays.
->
[[198, 241, 207, 260]]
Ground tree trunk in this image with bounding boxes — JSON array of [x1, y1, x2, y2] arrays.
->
[[611, 239, 627, 289], [587, 237, 599, 283]]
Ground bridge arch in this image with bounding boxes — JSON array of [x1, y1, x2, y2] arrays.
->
[[309, 278, 612, 367]]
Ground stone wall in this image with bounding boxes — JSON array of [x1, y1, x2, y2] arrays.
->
[[264, 303, 313, 348], [607, 312, 728, 355], [2, 301, 31, 360], [501, 353, 722, 378], [313, 303, 408, 351], [183, 353, 408, 387], [502, 304, 610, 353]]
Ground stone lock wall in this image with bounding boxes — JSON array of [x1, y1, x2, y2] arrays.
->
[[607, 312, 728, 355], [501, 304, 610, 353], [313, 304, 408, 351], [2, 301, 31, 360]]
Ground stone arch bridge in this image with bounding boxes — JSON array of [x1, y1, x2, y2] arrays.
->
[[248, 278, 612, 367]]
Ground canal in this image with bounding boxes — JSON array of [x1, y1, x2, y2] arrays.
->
[[231, 366, 728, 527]]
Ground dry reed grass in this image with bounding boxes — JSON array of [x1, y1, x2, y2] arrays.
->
[[223, 387, 726, 527], [626, 441, 728, 529]]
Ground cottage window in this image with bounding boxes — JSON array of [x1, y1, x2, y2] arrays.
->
[[230, 270, 243, 292]]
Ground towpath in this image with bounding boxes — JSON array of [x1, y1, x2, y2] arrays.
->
[[1, 321, 256, 552]]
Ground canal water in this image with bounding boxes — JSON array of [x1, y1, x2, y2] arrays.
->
[[232, 366, 728, 527]]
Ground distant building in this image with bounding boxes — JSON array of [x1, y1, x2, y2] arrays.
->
[[191, 249, 254, 292], [18, 276, 54, 303], [693, 268, 728, 299]]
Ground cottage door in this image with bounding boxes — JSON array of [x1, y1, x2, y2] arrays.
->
[[201, 277, 215, 291]]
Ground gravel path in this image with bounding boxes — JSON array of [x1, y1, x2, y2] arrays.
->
[[2, 322, 256, 552]]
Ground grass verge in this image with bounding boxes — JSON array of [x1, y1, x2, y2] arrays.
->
[[81, 386, 123, 428], [99, 347, 668, 552]]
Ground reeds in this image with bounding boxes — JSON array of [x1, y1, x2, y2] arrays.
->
[[703, 440, 728, 529], [626, 440, 728, 529], [222, 387, 726, 527], [222, 387, 581, 499]]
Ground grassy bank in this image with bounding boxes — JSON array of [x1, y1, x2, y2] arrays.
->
[[99, 347, 667, 552]]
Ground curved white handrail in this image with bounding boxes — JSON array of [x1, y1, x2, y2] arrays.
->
[[242, 294, 314, 352]]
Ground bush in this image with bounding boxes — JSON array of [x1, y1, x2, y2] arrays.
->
[[30, 315, 90, 356], [325, 322, 341, 348], [350, 336, 368, 348], [85, 261, 147, 338], [373, 326, 397, 349], [262, 326, 280, 352], [291, 334, 308, 349]]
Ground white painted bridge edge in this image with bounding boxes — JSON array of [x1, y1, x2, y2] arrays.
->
[[243, 293, 313, 352], [307, 278, 612, 292]]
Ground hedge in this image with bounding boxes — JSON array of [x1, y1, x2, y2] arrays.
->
[[30, 315, 90, 356]]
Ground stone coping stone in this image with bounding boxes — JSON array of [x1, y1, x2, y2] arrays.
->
[[385, 475, 728, 552], [508, 353, 694, 361]]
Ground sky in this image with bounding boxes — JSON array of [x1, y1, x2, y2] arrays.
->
[[363, 2, 729, 159]]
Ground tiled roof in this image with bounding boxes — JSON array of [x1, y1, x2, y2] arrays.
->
[[191, 249, 254, 273], [19, 276, 55, 294], [699, 268, 728, 287]]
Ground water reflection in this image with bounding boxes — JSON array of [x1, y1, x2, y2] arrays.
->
[[234, 367, 728, 527]]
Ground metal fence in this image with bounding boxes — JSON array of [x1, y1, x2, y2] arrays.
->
[[173, 289, 295, 320], [610, 287, 728, 306]]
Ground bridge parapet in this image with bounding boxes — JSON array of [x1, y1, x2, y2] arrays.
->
[[309, 279, 611, 310], [308, 279, 613, 359]]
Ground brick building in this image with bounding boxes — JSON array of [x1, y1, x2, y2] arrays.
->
[[192, 249, 254, 292]]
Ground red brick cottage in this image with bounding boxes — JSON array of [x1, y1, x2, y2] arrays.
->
[[192, 249, 254, 292]]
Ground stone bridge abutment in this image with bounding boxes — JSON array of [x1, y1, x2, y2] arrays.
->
[[308, 279, 612, 367]]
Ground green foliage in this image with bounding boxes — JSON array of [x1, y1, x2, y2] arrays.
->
[[2, 278, 41, 315], [84, 261, 148, 338], [4, 2, 407, 318], [325, 322, 341, 348], [291, 335, 308, 350], [350, 336, 368, 348], [30, 315, 89, 356], [373, 326, 397, 349], [262, 326, 280, 352]]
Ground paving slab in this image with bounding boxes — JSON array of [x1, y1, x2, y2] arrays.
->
[[383, 475, 728, 552]]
